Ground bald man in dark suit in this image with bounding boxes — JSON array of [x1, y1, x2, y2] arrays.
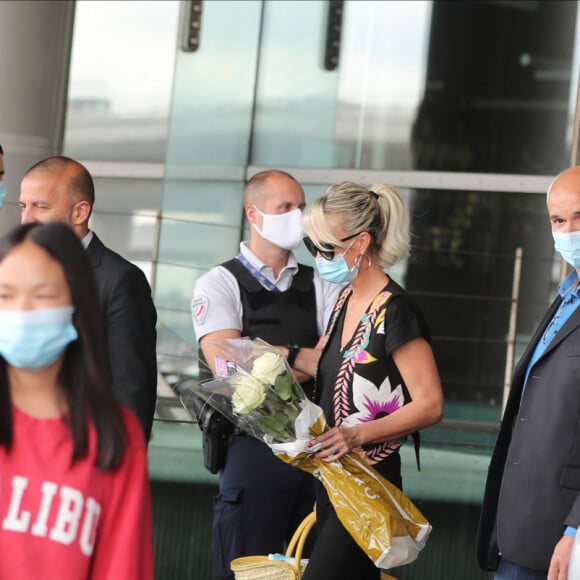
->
[[19, 156, 157, 441], [478, 166, 580, 579]]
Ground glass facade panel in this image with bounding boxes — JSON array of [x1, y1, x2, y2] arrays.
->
[[158, 221, 240, 270], [405, 187, 556, 421], [158, 0, 264, 337], [413, 0, 578, 174], [154, 180, 249, 343], [89, 212, 158, 280], [157, 304, 199, 356], [64, 0, 180, 162], [161, 180, 245, 227], [146, 2, 577, 436], [164, 1, 262, 170], [250, 0, 342, 168], [252, 0, 579, 174], [87, 176, 162, 281], [91, 177, 163, 218]]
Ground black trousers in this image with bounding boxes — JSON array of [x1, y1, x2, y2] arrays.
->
[[212, 435, 316, 580], [302, 453, 402, 580]]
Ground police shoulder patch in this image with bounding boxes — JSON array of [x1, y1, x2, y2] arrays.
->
[[192, 296, 209, 325]]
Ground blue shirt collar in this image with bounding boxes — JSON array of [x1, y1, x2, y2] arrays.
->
[[558, 270, 580, 299]]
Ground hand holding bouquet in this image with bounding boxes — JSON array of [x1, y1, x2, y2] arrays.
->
[[181, 337, 431, 570], [183, 338, 316, 444]]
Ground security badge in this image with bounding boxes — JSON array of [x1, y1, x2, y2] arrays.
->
[[192, 296, 209, 325]]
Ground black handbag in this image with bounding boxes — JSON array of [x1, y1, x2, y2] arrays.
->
[[192, 396, 234, 474]]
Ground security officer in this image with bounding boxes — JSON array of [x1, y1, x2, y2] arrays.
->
[[192, 169, 340, 580]]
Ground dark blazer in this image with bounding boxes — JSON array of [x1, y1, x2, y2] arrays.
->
[[477, 294, 580, 572], [86, 233, 157, 441]]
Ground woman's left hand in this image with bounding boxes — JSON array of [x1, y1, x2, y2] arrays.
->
[[307, 425, 359, 462]]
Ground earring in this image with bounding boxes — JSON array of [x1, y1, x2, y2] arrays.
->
[[354, 254, 372, 270]]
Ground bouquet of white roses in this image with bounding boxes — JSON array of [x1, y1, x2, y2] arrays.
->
[[181, 337, 431, 571], [183, 337, 314, 444]]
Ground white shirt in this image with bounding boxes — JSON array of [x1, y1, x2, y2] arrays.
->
[[191, 242, 341, 342], [81, 230, 94, 249]]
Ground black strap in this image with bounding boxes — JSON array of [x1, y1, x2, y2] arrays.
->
[[412, 431, 421, 471]]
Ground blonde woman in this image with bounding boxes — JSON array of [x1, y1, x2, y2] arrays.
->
[[298, 182, 444, 579]]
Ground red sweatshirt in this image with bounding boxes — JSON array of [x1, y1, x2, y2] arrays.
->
[[0, 405, 154, 579]]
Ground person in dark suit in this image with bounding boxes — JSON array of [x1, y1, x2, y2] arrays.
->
[[19, 156, 157, 442], [478, 165, 580, 579]]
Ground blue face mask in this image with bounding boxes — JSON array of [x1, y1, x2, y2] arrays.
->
[[0, 182, 6, 209], [315, 252, 359, 284], [0, 306, 78, 369], [553, 231, 580, 270]]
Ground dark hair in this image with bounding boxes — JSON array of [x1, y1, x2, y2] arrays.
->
[[0, 144, 3, 155], [0, 222, 126, 470], [24, 156, 95, 211]]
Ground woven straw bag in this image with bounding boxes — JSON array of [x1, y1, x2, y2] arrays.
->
[[230, 512, 316, 580]]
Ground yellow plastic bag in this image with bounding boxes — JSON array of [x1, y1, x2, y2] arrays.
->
[[271, 407, 431, 570]]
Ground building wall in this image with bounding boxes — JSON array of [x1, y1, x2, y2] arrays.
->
[[0, 0, 75, 227]]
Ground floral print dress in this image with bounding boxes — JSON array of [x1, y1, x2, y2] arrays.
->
[[316, 278, 430, 470]]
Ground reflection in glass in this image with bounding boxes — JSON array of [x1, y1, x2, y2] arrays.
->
[[64, 1, 180, 162], [252, 0, 578, 174], [164, 1, 262, 170], [404, 187, 555, 421], [85, 176, 162, 278], [157, 1, 264, 341], [412, 0, 578, 174]]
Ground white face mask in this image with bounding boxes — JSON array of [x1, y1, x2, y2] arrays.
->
[[252, 207, 304, 250]]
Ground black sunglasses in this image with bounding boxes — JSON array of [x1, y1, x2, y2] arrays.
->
[[303, 232, 361, 261]]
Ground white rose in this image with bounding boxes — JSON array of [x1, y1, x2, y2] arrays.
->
[[251, 351, 287, 385], [231, 373, 266, 414]]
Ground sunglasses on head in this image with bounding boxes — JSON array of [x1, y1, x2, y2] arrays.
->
[[303, 232, 361, 261]]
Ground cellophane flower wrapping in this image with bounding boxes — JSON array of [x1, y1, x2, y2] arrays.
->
[[180, 337, 431, 570]]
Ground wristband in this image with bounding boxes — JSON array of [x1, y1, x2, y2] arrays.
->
[[286, 344, 300, 367]]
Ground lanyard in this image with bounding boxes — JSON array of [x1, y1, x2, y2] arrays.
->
[[236, 252, 281, 293]]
